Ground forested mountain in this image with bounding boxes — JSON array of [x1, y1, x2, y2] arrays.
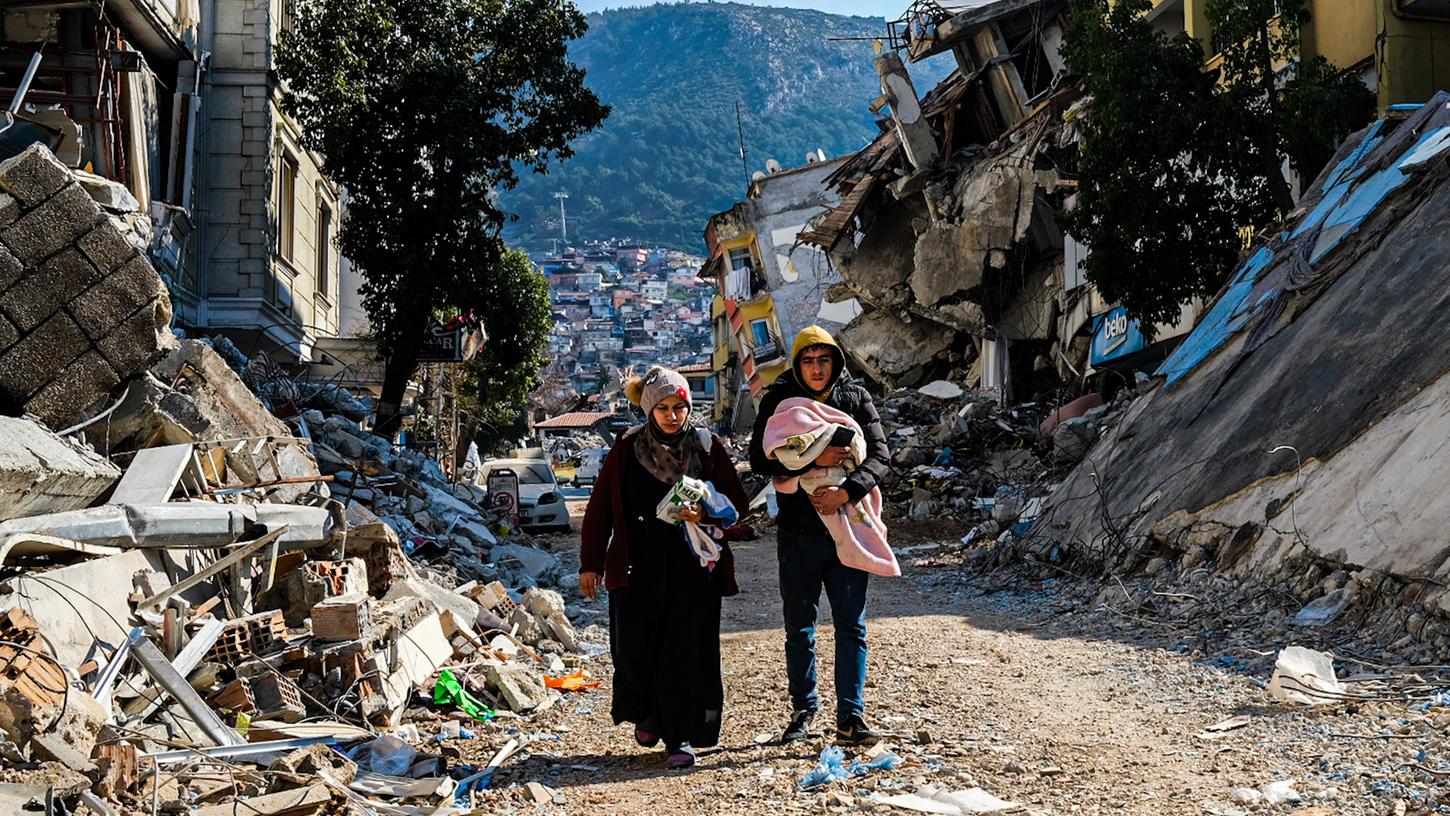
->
[[502, 2, 953, 251]]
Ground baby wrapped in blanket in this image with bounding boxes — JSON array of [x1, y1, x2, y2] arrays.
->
[[763, 397, 898, 577]]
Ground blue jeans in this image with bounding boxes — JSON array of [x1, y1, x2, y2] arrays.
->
[[777, 526, 869, 722]]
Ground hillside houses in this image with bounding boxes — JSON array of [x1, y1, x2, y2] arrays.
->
[[532, 242, 717, 424]]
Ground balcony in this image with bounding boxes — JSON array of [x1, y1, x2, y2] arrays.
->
[[751, 339, 784, 365]]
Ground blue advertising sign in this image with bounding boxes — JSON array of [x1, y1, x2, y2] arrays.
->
[[1090, 306, 1148, 367]]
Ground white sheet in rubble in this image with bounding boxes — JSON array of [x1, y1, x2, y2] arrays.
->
[[1267, 645, 1344, 705], [871, 785, 1024, 814]]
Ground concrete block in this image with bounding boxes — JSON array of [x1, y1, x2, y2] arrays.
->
[[25, 351, 120, 428], [77, 224, 139, 273], [96, 298, 175, 374], [0, 246, 18, 292], [0, 194, 18, 227], [1, 248, 100, 331], [0, 315, 14, 350], [0, 415, 119, 522], [0, 184, 103, 266], [0, 145, 72, 208], [70, 255, 164, 339], [487, 663, 548, 712], [0, 311, 87, 401]]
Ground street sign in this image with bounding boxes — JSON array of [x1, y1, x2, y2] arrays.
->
[[486, 468, 520, 525], [417, 317, 484, 363]]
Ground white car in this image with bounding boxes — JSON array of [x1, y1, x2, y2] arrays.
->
[[573, 448, 610, 486], [482, 458, 570, 532]]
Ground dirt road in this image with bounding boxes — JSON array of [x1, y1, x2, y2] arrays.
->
[[468, 528, 1442, 815]]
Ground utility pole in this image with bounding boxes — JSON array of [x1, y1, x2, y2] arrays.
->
[[735, 101, 749, 189], [554, 192, 570, 245]]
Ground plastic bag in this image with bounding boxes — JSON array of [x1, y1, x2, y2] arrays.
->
[[361, 734, 417, 776], [848, 749, 903, 776], [798, 745, 848, 790], [433, 669, 495, 723]]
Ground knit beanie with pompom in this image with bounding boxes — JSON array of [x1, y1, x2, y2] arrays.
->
[[625, 366, 691, 417]]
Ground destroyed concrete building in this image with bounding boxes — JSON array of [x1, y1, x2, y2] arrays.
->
[[700, 154, 862, 430], [1020, 96, 1450, 649], [798, 0, 1080, 396], [0, 137, 595, 813], [0, 0, 359, 379]]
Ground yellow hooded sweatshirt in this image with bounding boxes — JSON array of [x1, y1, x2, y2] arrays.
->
[[790, 325, 845, 401]]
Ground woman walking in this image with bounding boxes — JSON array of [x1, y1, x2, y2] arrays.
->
[[578, 366, 749, 769]]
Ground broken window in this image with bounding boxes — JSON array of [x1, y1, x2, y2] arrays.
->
[[277, 150, 297, 262], [316, 193, 333, 301]]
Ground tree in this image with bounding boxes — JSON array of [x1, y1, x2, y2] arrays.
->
[[1062, 0, 1276, 328], [1206, 0, 1374, 201], [1062, 0, 1372, 329], [277, 0, 608, 432], [452, 250, 554, 459]]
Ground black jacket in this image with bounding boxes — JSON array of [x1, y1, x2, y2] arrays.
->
[[748, 374, 891, 534]]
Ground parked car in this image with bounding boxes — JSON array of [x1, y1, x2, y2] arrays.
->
[[573, 448, 611, 486], [481, 458, 570, 532]]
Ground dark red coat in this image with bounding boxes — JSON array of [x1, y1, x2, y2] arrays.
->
[[579, 430, 750, 596]]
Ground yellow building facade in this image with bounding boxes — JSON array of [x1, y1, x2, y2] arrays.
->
[[1148, 0, 1450, 112]]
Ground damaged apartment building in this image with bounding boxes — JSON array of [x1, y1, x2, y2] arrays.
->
[[797, 0, 1450, 404], [699, 152, 864, 431], [796, 0, 1088, 402], [0, 0, 354, 375]]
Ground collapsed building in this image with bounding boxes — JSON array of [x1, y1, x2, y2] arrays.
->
[[0, 143, 596, 814], [1020, 96, 1450, 649], [799, 0, 1089, 397]]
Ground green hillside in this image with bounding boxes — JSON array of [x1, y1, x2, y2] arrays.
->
[[501, 2, 954, 252]]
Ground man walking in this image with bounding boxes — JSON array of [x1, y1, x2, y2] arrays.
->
[[749, 325, 891, 745]]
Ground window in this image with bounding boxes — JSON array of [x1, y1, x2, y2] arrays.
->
[[280, 0, 295, 36], [316, 195, 333, 300], [728, 246, 753, 272], [276, 150, 297, 262], [751, 318, 771, 346]]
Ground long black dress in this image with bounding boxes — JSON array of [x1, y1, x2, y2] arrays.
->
[[607, 453, 726, 749]]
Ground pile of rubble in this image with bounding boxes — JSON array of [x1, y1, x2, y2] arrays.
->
[[870, 378, 1143, 540], [0, 144, 590, 815]]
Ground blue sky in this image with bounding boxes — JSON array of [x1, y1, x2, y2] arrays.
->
[[573, 1, 919, 19]]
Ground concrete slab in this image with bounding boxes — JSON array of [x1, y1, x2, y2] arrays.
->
[[0, 415, 120, 523]]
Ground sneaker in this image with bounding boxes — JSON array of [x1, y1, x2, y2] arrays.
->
[[666, 743, 696, 768], [836, 713, 881, 746], [779, 709, 816, 744]]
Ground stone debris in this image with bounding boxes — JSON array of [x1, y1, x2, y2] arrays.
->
[[0, 143, 592, 816]]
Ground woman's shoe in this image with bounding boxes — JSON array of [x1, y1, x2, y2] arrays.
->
[[665, 743, 696, 769], [635, 726, 660, 748]]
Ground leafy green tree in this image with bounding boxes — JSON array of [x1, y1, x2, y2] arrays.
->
[[1206, 0, 1374, 206], [277, 0, 608, 432], [453, 250, 553, 458], [1062, 0, 1276, 328], [1062, 0, 1372, 329]]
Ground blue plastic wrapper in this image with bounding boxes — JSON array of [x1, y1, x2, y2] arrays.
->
[[797, 745, 848, 789], [848, 749, 903, 776], [797, 746, 904, 789]]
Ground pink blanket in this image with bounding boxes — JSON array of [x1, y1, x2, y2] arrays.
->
[[763, 398, 899, 577]]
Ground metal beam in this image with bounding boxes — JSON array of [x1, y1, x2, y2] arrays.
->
[[126, 629, 244, 747]]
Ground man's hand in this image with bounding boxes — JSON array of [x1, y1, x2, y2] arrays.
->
[[813, 446, 853, 467], [579, 571, 603, 600], [810, 486, 850, 515]]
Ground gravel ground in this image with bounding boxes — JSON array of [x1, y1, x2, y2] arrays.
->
[[453, 526, 1450, 816]]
